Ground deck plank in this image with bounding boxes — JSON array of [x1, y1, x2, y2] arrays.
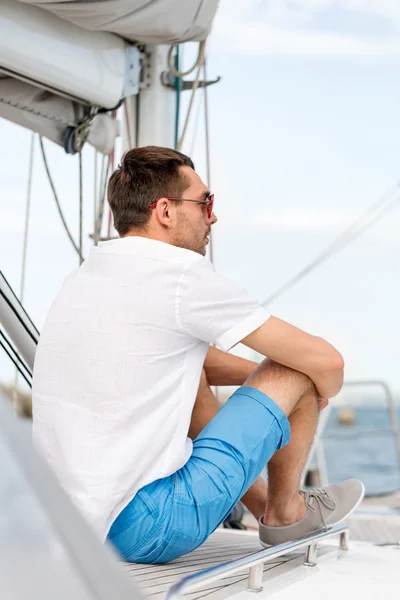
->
[[123, 529, 333, 599]]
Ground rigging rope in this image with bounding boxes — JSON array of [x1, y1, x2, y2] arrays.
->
[[174, 45, 181, 150], [20, 133, 35, 303], [39, 137, 84, 262], [107, 147, 115, 238], [107, 111, 118, 239], [79, 151, 83, 264], [189, 91, 203, 157], [177, 63, 203, 152], [203, 58, 214, 265], [176, 40, 207, 152], [94, 155, 106, 245], [123, 94, 136, 151], [93, 148, 98, 245], [261, 182, 400, 307], [168, 40, 206, 78], [94, 155, 111, 244]]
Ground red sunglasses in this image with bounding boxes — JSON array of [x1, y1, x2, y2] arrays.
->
[[150, 194, 214, 219]]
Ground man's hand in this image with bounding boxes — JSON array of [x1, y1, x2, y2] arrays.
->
[[242, 318, 344, 399]]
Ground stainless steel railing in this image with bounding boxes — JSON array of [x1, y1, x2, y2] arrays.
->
[[306, 379, 400, 488], [325, 380, 400, 485], [164, 524, 349, 599]]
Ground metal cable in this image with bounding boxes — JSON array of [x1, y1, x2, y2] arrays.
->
[[203, 58, 214, 265], [0, 291, 39, 347], [261, 183, 400, 307], [0, 270, 40, 340], [0, 332, 32, 388], [0, 330, 32, 380], [202, 58, 219, 401], [39, 137, 84, 262], [13, 132, 35, 395], [203, 60, 211, 192]]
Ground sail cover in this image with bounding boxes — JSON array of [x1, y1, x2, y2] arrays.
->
[[0, 0, 219, 153], [17, 0, 219, 44]]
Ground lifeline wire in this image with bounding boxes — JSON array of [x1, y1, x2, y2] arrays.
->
[[261, 183, 400, 307]]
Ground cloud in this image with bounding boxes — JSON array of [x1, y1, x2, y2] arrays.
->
[[341, 0, 400, 26], [218, 206, 400, 246], [212, 0, 400, 57], [249, 208, 357, 229], [260, 0, 400, 28]]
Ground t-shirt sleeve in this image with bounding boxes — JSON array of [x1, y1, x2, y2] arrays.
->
[[177, 260, 271, 351]]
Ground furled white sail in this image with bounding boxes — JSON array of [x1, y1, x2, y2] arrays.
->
[[0, 0, 219, 153], [18, 0, 218, 44], [0, 77, 120, 154]]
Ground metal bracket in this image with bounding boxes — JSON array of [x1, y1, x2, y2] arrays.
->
[[123, 46, 141, 96], [247, 563, 264, 593], [139, 48, 153, 91], [303, 542, 318, 567], [161, 71, 221, 91], [63, 108, 98, 154]]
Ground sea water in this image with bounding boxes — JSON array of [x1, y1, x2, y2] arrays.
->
[[323, 406, 400, 496]]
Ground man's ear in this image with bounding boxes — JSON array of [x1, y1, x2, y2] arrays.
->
[[155, 198, 172, 227]]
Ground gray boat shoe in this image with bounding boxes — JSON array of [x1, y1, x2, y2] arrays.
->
[[259, 479, 365, 547]]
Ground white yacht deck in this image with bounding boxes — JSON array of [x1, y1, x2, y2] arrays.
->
[[122, 528, 399, 600]]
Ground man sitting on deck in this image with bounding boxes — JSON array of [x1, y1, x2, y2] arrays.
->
[[32, 146, 364, 564]]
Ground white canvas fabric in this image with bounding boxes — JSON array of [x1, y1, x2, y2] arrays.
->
[[17, 0, 220, 44], [0, 77, 119, 155], [32, 237, 270, 539]]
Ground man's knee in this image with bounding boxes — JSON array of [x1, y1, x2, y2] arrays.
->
[[244, 359, 313, 389], [243, 359, 316, 416]]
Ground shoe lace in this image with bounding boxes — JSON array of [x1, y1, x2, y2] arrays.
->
[[302, 488, 336, 532]]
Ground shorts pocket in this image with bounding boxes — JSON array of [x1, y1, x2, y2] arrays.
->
[[152, 529, 204, 564], [108, 504, 160, 560], [125, 536, 170, 564]]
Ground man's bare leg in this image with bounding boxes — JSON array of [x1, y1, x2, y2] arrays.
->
[[244, 359, 319, 526], [265, 389, 319, 525], [189, 370, 267, 521]]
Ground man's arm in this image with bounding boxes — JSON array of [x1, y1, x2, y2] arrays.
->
[[204, 346, 258, 386], [241, 316, 344, 399]]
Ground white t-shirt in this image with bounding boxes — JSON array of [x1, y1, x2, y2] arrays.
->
[[32, 237, 270, 539]]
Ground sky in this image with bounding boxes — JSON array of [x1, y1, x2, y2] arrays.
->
[[1, 0, 400, 403]]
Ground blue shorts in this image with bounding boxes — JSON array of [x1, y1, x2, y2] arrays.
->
[[107, 386, 290, 564]]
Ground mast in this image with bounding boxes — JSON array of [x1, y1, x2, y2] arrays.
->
[[0, 45, 177, 365], [0, 4, 219, 375], [122, 45, 176, 153]]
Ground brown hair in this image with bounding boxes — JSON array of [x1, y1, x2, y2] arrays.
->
[[107, 146, 195, 236]]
